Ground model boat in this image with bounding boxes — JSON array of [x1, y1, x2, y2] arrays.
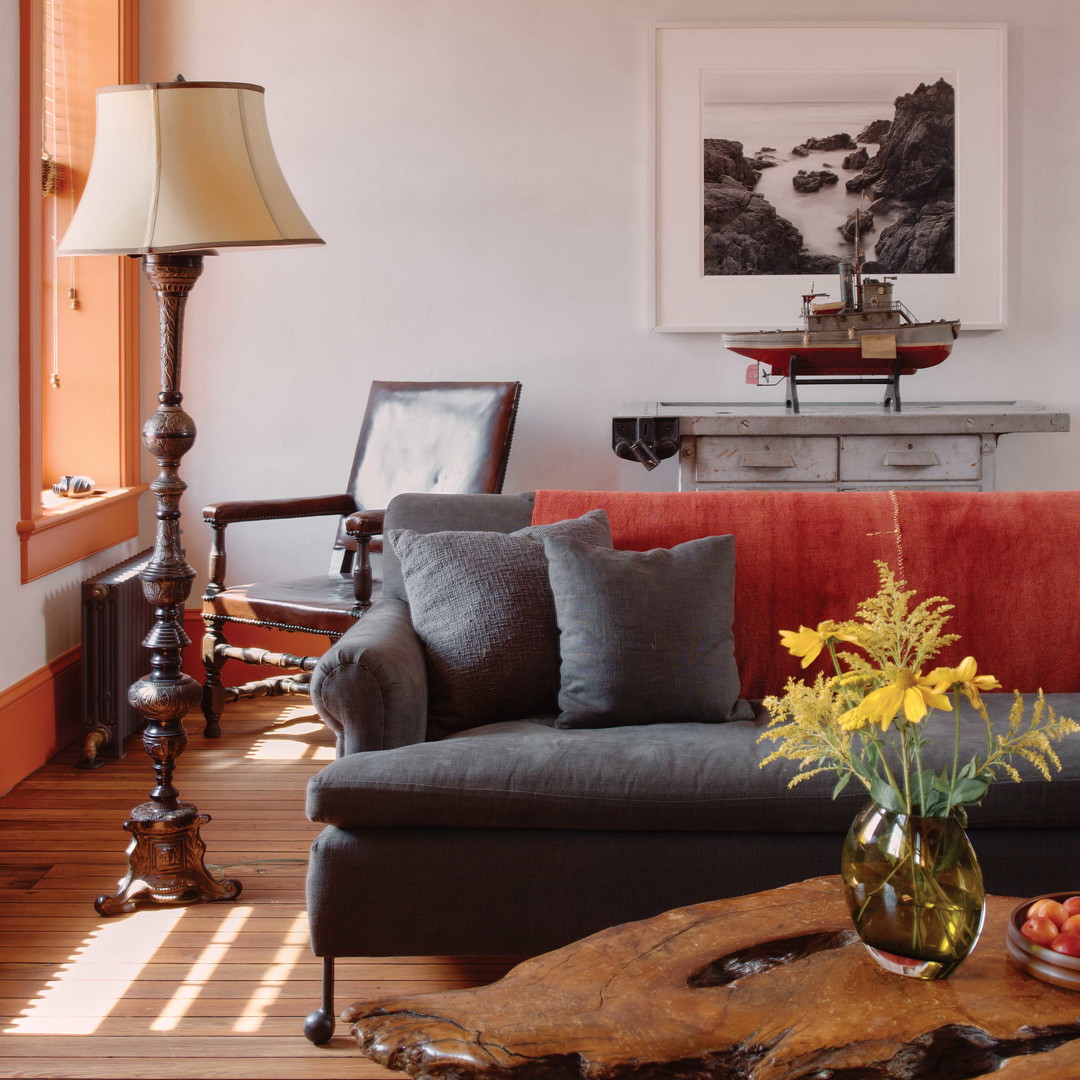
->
[[722, 258, 960, 379]]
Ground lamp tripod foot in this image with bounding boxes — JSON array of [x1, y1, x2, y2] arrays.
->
[[94, 800, 242, 916]]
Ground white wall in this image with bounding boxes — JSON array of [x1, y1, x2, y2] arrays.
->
[[3, 0, 1079, 692], [137, 0, 1080, 592], [0, 3, 141, 694]]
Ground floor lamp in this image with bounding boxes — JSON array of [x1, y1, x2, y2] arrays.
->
[[59, 78, 323, 915]]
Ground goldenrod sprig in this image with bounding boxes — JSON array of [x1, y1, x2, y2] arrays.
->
[[759, 561, 1077, 818]]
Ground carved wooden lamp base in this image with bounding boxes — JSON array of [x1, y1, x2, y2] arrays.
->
[[93, 253, 245, 917], [95, 801, 242, 916]]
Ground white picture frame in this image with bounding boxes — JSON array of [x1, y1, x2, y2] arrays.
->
[[652, 23, 1006, 332]]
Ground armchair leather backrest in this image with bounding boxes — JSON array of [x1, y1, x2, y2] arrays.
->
[[334, 381, 521, 556]]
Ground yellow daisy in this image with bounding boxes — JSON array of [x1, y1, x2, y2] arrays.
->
[[927, 656, 1001, 710], [779, 621, 860, 668], [855, 668, 952, 731]]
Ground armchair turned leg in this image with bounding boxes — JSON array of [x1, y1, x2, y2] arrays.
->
[[304, 956, 336, 1044], [201, 617, 229, 739], [351, 534, 374, 610]]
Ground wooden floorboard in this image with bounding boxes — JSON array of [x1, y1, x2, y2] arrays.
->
[[0, 699, 518, 1079]]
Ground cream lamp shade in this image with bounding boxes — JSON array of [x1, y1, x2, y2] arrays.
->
[[59, 79, 324, 254]]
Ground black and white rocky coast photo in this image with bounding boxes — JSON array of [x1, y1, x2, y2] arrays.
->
[[702, 72, 956, 276]]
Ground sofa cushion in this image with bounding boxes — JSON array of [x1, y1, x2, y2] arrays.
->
[[544, 534, 751, 728], [387, 509, 612, 735], [382, 492, 536, 603], [306, 693, 1080, 834]]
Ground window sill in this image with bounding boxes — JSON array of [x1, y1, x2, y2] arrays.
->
[[17, 485, 148, 582]]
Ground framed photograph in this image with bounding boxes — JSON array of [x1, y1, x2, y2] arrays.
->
[[652, 23, 1006, 331]]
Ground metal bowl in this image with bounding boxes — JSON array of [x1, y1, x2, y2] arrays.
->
[[1006, 893, 1080, 991]]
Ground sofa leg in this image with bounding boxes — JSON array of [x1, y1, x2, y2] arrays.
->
[[303, 956, 336, 1044]]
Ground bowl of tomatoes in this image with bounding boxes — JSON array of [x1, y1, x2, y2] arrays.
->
[[1007, 894, 1080, 990]]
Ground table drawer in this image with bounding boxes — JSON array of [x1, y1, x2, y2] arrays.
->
[[840, 435, 981, 482], [695, 436, 837, 483]]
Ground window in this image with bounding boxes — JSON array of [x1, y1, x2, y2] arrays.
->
[[17, 0, 143, 582]]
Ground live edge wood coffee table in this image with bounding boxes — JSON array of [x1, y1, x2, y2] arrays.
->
[[343, 878, 1080, 1080]]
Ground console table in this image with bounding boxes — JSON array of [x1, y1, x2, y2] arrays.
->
[[612, 401, 1069, 492]]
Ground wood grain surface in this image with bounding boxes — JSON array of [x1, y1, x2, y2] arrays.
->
[[346, 878, 1080, 1080]]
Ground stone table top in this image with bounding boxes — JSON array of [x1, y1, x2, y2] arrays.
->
[[615, 400, 1070, 437]]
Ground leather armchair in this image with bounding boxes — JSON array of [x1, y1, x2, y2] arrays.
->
[[200, 380, 520, 736]]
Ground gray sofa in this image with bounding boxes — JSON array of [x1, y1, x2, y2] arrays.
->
[[302, 488, 1080, 1042]]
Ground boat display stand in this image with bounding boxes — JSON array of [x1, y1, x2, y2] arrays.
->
[[786, 354, 905, 413]]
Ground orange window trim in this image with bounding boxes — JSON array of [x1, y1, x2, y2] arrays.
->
[[17, 0, 143, 583]]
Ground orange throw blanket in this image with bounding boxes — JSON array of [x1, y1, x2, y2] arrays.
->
[[533, 489, 1080, 700]]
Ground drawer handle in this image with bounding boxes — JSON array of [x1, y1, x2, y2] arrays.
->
[[883, 451, 939, 467], [738, 451, 797, 468]]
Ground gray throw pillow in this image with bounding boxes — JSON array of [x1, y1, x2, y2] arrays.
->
[[543, 534, 750, 728], [388, 510, 612, 734]]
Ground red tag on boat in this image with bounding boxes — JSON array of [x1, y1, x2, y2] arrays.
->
[[745, 364, 759, 385]]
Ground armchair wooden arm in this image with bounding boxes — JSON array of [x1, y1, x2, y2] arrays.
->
[[203, 493, 358, 527], [203, 494, 359, 595]]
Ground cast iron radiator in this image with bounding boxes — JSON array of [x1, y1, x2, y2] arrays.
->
[[78, 548, 154, 769]]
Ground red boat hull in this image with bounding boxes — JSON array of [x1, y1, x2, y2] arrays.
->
[[727, 342, 954, 378]]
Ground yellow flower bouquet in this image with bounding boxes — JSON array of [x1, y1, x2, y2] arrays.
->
[[759, 562, 1078, 821], [761, 562, 1079, 979]]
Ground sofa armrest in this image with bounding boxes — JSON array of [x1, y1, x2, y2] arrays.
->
[[310, 598, 428, 755]]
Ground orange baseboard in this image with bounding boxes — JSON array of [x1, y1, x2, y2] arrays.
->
[[0, 647, 82, 796], [0, 616, 332, 795]]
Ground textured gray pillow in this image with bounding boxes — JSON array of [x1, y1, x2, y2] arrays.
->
[[388, 510, 612, 734], [543, 534, 750, 728]]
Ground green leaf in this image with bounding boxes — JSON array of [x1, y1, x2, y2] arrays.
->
[[915, 769, 937, 798], [949, 778, 990, 807], [849, 757, 872, 781], [931, 774, 951, 793], [918, 785, 949, 816], [832, 773, 852, 799], [870, 776, 904, 813]]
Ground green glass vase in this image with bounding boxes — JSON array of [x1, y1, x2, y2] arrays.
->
[[841, 800, 986, 979]]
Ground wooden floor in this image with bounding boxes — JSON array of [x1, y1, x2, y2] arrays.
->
[[0, 699, 518, 1079]]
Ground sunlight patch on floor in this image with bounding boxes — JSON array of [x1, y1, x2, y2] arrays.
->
[[244, 719, 335, 762], [277, 704, 321, 722], [4, 906, 187, 1035], [150, 905, 253, 1031], [232, 911, 310, 1033]]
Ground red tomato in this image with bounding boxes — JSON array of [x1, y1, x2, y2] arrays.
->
[[1063, 896, 1080, 918], [1021, 917, 1060, 947], [1028, 899, 1070, 928], [1062, 914, 1080, 935], [1051, 933, 1080, 957]]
